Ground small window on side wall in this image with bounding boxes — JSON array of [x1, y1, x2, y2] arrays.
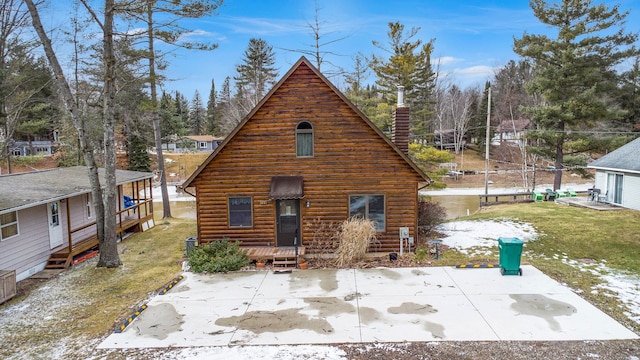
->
[[296, 121, 314, 157], [349, 194, 385, 231], [229, 196, 252, 227], [0, 211, 19, 241]]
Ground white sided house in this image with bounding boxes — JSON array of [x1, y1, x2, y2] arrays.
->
[[0, 166, 155, 281], [588, 137, 640, 210]]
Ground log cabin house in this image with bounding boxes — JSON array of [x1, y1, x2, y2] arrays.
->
[[180, 57, 431, 259], [0, 166, 154, 281]]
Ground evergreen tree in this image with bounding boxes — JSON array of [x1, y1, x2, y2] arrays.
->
[[234, 38, 278, 108], [174, 91, 190, 132], [189, 90, 205, 134], [514, 0, 639, 190], [473, 82, 492, 154], [206, 78, 220, 136], [411, 42, 437, 136], [159, 91, 184, 142], [618, 56, 640, 126], [128, 134, 151, 172], [369, 22, 436, 137]]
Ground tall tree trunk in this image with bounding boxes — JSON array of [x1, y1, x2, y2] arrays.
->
[[24, 0, 113, 265], [147, 0, 171, 219], [553, 123, 565, 191], [98, 0, 121, 267]]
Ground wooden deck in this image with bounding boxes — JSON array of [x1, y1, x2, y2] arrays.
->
[[45, 213, 153, 270], [246, 246, 306, 261], [246, 246, 306, 271]]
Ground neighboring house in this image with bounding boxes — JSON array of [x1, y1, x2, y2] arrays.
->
[[10, 140, 54, 157], [181, 57, 432, 255], [162, 135, 224, 153], [0, 166, 155, 281], [434, 129, 466, 150], [588, 137, 640, 210], [492, 119, 531, 145]]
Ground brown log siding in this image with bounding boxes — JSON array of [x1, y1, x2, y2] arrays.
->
[[192, 62, 424, 253]]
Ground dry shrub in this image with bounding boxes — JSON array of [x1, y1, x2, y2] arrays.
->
[[417, 199, 447, 246], [304, 218, 340, 268], [334, 217, 377, 268]]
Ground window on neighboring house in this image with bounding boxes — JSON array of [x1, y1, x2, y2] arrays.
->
[[349, 195, 385, 231], [86, 193, 94, 219], [229, 196, 252, 227], [199, 142, 207, 149], [0, 211, 19, 241], [296, 121, 314, 157]]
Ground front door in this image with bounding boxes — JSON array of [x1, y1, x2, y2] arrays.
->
[[276, 199, 300, 247], [48, 201, 64, 249]]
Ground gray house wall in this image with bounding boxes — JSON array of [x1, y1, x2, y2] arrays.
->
[[0, 205, 51, 281]]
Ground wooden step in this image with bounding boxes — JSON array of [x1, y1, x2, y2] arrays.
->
[[45, 254, 72, 269]]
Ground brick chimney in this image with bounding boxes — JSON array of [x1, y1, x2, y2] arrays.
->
[[392, 86, 410, 155]]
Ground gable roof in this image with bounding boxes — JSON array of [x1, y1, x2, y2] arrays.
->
[[181, 56, 431, 188], [0, 166, 153, 214], [588, 137, 640, 174]]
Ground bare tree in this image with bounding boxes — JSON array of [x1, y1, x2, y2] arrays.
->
[[282, 0, 347, 77], [118, 0, 223, 219], [0, 0, 31, 173], [24, 0, 122, 266]]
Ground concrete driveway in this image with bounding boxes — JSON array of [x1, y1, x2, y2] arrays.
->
[[99, 265, 637, 349]]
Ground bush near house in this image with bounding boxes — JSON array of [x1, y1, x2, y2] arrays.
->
[[187, 239, 250, 273], [417, 199, 447, 244]]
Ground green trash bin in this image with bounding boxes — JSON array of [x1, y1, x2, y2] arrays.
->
[[532, 190, 544, 202], [498, 237, 523, 276]]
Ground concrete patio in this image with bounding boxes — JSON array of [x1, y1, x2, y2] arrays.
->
[[99, 265, 638, 349]]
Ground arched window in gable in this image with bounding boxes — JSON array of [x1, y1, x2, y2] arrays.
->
[[296, 121, 314, 157]]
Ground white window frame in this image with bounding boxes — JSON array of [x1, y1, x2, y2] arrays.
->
[[0, 211, 19, 241], [199, 141, 207, 149], [86, 193, 94, 219]]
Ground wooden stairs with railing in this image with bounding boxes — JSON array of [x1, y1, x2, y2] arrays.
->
[[45, 235, 99, 270]]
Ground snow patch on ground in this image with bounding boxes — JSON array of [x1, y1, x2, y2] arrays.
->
[[437, 219, 539, 255], [558, 257, 640, 325]]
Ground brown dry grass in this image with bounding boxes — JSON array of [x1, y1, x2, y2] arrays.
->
[[334, 218, 378, 267]]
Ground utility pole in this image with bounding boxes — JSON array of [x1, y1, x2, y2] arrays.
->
[[484, 86, 491, 196]]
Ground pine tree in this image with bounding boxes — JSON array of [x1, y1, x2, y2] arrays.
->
[[369, 22, 436, 136], [206, 78, 220, 136], [234, 38, 278, 108], [128, 134, 151, 172], [514, 0, 639, 190], [189, 90, 205, 134]]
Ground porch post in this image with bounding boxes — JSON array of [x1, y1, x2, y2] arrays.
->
[[66, 198, 73, 253]]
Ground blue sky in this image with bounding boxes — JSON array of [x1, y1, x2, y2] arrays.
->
[[46, 0, 640, 101]]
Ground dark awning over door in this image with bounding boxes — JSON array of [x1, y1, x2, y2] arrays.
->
[[270, 176, 304, 199]]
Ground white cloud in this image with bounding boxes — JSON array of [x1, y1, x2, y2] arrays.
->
[[435, 56, 463, 66], [454, 65, 495, 77]]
